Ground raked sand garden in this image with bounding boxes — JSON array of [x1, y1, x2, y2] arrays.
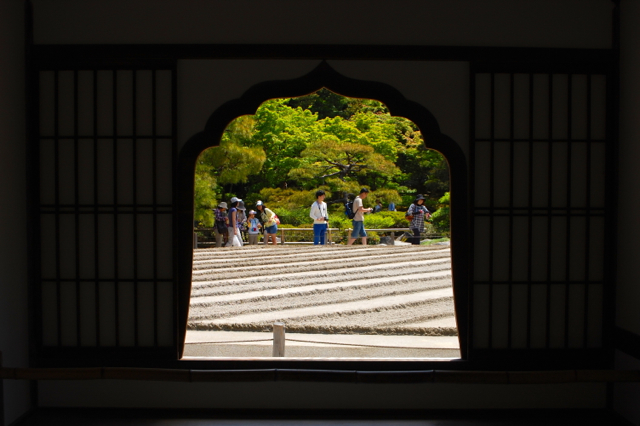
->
[[184, 244, 460, 359]]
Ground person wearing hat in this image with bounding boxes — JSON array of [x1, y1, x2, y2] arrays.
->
[[256, 200, 278, 246], [348, 188, 373, 245], [309, 189, 329, 245], [236, 199, 248, 243], [406, 194, 431, 245], [213, 202, 228, 247], [246, 210, 262, 245], [226, 197, 243, 247]]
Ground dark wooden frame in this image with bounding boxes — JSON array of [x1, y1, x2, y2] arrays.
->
[[27, 37, 618, 371], [30, 65, 179, 360], [467, 62, 618, 368]]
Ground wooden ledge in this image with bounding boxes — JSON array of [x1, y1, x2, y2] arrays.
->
[[2, 367, 640, 384]]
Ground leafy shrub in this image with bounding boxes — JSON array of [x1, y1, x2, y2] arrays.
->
[[361, 214, 395, 229], [372, 211, 410, 227], [272, 207, 312, 226], [430, 192, 450, 235], [328, 215, 351, 229], [366, 231, 380, 245], [258, 188, 318, 211], [366, 188, 402, 208]]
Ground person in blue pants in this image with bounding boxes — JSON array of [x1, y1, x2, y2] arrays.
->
[[310, 190, 329, 245]]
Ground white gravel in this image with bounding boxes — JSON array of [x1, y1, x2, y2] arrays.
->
[[188, 245, 456, 337]]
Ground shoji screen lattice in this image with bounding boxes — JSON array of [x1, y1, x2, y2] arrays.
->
[[470, 71, 611, 357], [35, 67, 177, 359]]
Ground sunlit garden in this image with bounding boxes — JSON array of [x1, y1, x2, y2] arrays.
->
[[186, 90, 457, 358], [194, 89, 450, 244]]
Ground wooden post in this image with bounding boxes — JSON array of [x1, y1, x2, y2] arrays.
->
[[326, 228, 331, 245], [0, 351, 4, 426], [280, 229, 285, 245], [193, 231, 198, 249], [272, 322, 285, 357]]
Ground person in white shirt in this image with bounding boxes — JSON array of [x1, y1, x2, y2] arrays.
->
[[348, 188, 373, 245], [310, 190, 329, 245], [225, 197, 243, 247]]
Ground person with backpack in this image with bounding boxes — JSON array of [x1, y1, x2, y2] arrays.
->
[[310, 189, 329, 245], [347, 188, 373, 245], [406, 194, 431, 245]]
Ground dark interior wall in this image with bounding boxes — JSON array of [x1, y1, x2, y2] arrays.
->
[[31, 0, 612, 48], [177, 60, 323, 148], [37, 379, 606, 410], [16, 0, 629, 414], [178, 60, 469, 155], [617, 0, 640, 338], [615, 0, 640, 423], [0, 1, 31, 424], [328, 61, 469, 157]]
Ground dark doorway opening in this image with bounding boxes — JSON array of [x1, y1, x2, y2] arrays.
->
[[184, 89, 457, 359], [176, 62, 469, 361]]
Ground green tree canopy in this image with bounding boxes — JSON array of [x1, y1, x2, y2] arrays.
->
[[194, 91, 450, 232], [193, 116, 266, 226], [289, 138, 398, 187]]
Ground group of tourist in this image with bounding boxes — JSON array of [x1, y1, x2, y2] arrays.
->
[[213, 197, 279, 247], [338, 188, 431, 246], [212, 189, 431, 247]]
